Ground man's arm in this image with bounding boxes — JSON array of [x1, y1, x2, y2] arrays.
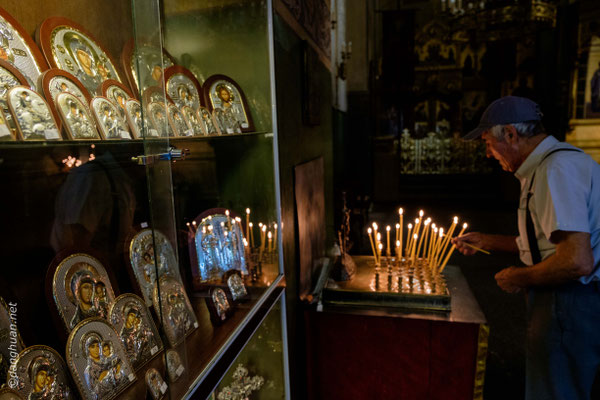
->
[[495, 231, 594, 292], [453, 232, 519, 255]]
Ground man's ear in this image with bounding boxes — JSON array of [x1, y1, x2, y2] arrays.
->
[[505, 125, 518, 143]]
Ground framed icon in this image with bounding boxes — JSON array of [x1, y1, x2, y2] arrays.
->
[[100, 79, 134, 125], [147, 101, 176, 138], [145, 368, 167, 400], [66, 318, 136, 400], [56, 92, 100, 140], [127, 228, 181, 306], [0, 106, 14, 141], [189, 210, 248, 287], [0, 59, 30, 139], [181, 105, 204, 136], [213, 107, 241, 135], [142, 86, 174, 109], [0, 7, 49, 88], [125, 99, 146, 139], [12, 345, 76, 400], [205, 286, 233, 325], [165, 349, 185, 383], [37, 17, 122, 96], [163, 65, 202, 111], [197, 106, 221, 136], [153, 276, 198, 347], [223, 269, 249, 303], [91, 97, 132, 140], [120, 40, 175, 95], [202, 74, 254, 132], [50, 253, 116, 332], [40, 68, 93, 133], [6, 86, 60, 141], [108, 294, 163, 371], [168, 104, 192, 137]]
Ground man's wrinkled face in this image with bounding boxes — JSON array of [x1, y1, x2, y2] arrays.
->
[[481, 129, 521, 172]]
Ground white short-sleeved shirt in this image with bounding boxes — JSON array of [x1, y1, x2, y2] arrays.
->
[[514, 136, 600, 283]]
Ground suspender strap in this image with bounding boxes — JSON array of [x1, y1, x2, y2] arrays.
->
[[526, 148, 582, 265]]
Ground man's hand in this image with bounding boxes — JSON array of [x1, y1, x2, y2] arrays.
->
[[495, 266, 523, 293], [452, 232, 488, 256]]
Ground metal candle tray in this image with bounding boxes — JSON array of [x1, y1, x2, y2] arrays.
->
[[322, 256, 451, 312]]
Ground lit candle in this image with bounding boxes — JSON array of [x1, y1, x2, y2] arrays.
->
[[246, 208, 250, 241], [268, 231, 272, 253], [437, 217, 458, 266], [386, 226, 391, 257], [372, 222, 379, 239], [225, 210, 231, 229], [377, 243, 383, 266], [411, 234, 418, 266], [406, 223, 413, 255], [396, 240, 401, 259], [367, 227, 377, 262], [249, 222, 255, 248], [439, 223, 468, 272], [399, 208, 404, 259], [411, 218, 421, 253], [273, 223, 278, 250], [428, 225, 437, 262], [186, 222, 194, 235], [192, 221, 197, 231], [376, 232, 381, 249]]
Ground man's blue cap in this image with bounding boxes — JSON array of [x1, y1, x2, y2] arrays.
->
[[463, 96, 543, 140]]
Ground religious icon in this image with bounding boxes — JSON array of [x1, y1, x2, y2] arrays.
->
[[51, 253, 116, 332], [145, 368, 167, 400], [100, 80, 133, 122], [153, 277, 198, 347], [0, 59, 29, 139], [66, 318, 135, 400], [168, 104, 192, 136], [223, 270, 248, 302], [147, 102, 175, 137], [0, 388, 24, 400], [192, 213, 248, 284], [6, 86, 60, 141], [39, 17, 123, 96], [121, 41, 175, 95], [213, 107, 241, 135], [197, 107, 221, 135], [206, 287, 233, 324], [165, 350, 184, 383], [91, 97, 132, 139], [0, 8, 48, 88], [125, 99, 146, 138], [128, 229, 181, 306], [164, 66, 202, 111], [181, 106, 204, 136], [203, 74, 254, 132], [12, 345, 75, 400], [108, 294, 163, 371], [0, 296, 24, 384], [56, 92, 100, 140]]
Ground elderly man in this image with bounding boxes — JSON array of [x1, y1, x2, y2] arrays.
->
[[453, 96, 600, 400]]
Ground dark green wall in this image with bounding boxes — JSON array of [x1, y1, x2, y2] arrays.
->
[[274, 13, 334, 399]]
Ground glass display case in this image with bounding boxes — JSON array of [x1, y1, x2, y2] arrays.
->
[[0, 0, 287, 398]]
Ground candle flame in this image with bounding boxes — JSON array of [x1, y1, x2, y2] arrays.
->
[[235, 217, 241, 222], [372, 222, 378, 230], [368, 227, 372, 234], [453, 216, 458, 223], [414, 234, 418, 239], [268, 231, 272, 238], [419, 210, 424, 217], [433, 227, 438, 232], [424, 219, 430, 225], [415, 218, 419, 224], [463, 223, 468, 229], [408, 223, 413, 229], [259, 222, 263, 227], [186, 222, 190, 227], [386, 226, 391, 231], [395, 223, 400, 229], [376, 233, 381, 241], [396, 240, 400, 246], [225, 210, 230, 216], [246, 208, 250, 214], [192, 221, 197, 226], [262, 225, 267, 232], [274, 224, 278, 229], [399, 208, 403, 215], [378, 243, 383, 250], [249, 222, 253, 227], [243, 238, 248, 246]]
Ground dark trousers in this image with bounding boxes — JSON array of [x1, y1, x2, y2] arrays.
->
[[527, 282, 600, 400]]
